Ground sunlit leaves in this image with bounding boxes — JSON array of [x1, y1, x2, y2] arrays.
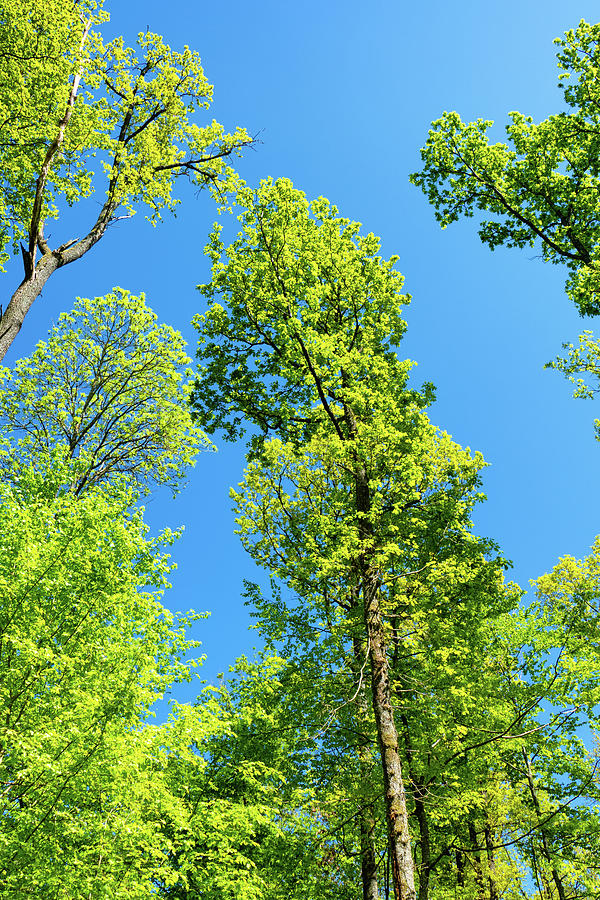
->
[[411, 20, 600, 317], [0, 477, 206, 896], [193, 178, 519, 898], [0, 287, 208, 495], [0, 0, 250, 270], [193, 177, 413, 451]]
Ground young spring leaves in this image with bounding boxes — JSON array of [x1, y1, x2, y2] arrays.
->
[[411, 18, 600, 451], [0, 0, 250, 359], [411, 20, 600, 318], [192, 177, 413, 450], [193, 178, 513, 900], [0, 478, 204, 897], [0, 287, 208, 496]]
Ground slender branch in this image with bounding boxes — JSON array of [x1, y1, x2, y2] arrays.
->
[[27, 16, 93, 270]]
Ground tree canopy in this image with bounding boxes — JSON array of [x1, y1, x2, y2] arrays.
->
[[3, 5, 600, 900], [0, 287, 207, 495], [411, 20, 600, 318], [0, 0, 250, 359]]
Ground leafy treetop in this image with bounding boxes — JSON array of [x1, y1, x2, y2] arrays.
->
[[411, 19, 600, 316], [193, 177, 422, 453], [0, 287, 208, 496], [0, 0, 250, 359]]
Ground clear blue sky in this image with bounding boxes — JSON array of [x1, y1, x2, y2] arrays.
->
[[7, 1, 600, 700]]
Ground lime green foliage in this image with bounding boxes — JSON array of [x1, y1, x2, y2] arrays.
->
[[536, 537, 600, 701], [160, 655, 359, 900], [0, 288, 208, 495], [0, 477, 205, 897], [0, 465, 302, 898], [193, 177, 414, 450], [411, 20, 600, 318], [192, 176, 600, 898], [239, 587, 391, 896], [0, 0, 250, 361], [193, 178, 521, 899], [547, 330, 600, 442], [234, 439, 528, 899], [498, 544, 600, 899], [0, 215, 295, 891], [0, 0, 248, 267], [0, 282, 241, 896], [234, 434, 495, 606]]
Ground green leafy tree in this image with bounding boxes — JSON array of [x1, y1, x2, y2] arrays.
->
[[0, 282, 218, 897], [160, 654, 363, 900], [518, 540, 600, 898], [411, 19, 600, 318], [192, 178, 515, 900], [0, 475, 204, 897], [0, 0, 250, 359], [234, 440, 530, 900], [411, 21, 600, 896], [0, 469, 290, 899], [0, 287, 207, 495], [411, 19, 600, 445]]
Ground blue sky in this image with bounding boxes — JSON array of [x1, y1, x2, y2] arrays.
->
[[6, 0, 600, 699]]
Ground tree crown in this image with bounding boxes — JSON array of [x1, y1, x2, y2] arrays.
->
[[0, 287, 208, 495], [0, 0, 249, 271], [411, 19, 600, 316]]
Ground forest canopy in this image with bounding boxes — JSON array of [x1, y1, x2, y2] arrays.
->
[[1, 4, 600, 900]]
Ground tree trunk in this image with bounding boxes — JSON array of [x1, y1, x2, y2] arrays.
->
[[0, 204, 116, 361], [345, 399, 416, 900], [363, 566, 415, 900], [352, 635, 380, 900], [360, 803, 381, 900], [468, 821, 487, 900], [0, 253, 60, 360]]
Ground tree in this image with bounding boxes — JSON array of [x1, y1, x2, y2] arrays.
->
[[411, 20, 600, 318], [522, 540, 600, 897], [410, 24, 600, 895], [234, 441, 531, 900], [0, 287, 206, 495], [0, 0, 250, 360], [0, 474, 204, 897], [192, 178, 512, 900], [160, 653, 363, 900], [0, 283, 220, 897], [0, 468, 300, 899]]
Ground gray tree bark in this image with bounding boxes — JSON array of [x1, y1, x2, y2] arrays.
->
[[0, 200, 118, 362], [346, 401, 416, 900]]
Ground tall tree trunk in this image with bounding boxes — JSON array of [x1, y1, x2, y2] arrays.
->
[[346, 400, 416, 900], [362, 565, 415, 900], [352, 635, 380, 900]]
